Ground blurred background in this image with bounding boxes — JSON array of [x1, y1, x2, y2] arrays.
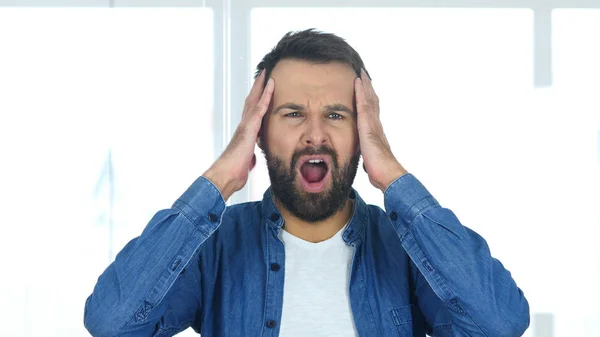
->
[[0, 0, 598, 336]]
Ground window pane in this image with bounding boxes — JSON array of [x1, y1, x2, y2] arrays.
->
[[553, 9, 600, 89], [549, 9, 600, 337], [0, 8, 213, 336]]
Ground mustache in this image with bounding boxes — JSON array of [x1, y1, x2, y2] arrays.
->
[[290, 145, 339, 172]]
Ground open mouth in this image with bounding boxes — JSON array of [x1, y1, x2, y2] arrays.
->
[[297, 156, 331, 193]]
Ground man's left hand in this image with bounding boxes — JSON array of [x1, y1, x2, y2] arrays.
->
[[355, 69, 408, 192]]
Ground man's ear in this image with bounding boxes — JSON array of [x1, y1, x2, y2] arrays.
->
[[257, 111, 270, 151], [256, 133, 263, 150], [257, 126, 264, 150]]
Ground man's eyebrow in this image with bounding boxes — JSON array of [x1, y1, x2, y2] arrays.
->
[[273, 103, 305, 114], [324, 103, 353, 115], [273, 102, 354, 115]]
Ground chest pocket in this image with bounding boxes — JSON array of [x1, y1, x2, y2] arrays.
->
[[390, 304, 414, 336]]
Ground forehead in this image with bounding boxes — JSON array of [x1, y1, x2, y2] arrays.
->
[[269, 59, 356, 103]]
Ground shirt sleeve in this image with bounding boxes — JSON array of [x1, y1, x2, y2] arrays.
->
[[383, 173, 530, 337], [84, 176, 226, 337]]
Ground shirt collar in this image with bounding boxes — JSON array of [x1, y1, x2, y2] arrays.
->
[[261, 187, 367, 246]]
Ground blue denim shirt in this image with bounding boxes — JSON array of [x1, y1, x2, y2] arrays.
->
[[84, 173, 530, 337]]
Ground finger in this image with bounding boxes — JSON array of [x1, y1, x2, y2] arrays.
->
[[361, 68, 376, 99], [354, 77, 368, 115], [247, 69, 267, 104], [256, 78, 275, 118], [361, 69, 381, 118]]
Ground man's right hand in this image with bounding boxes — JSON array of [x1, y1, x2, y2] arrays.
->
[[202, 70, 275, 201]]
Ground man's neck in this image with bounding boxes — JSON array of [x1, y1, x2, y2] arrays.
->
[[273, 197, 354, 243]]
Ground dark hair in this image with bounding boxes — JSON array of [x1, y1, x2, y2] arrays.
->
[[254, 28, 371, 82]]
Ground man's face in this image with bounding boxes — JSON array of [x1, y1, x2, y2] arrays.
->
[[260, 59, 360, 223]]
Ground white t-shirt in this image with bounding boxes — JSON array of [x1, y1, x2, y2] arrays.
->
[[278, 216, 358, 337]]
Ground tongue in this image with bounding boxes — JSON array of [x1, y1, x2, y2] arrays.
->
[[300, 163, 327, 183]]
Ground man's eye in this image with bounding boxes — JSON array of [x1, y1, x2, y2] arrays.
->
[[328, 113, 343, 120], [284, 112, 301, 118]]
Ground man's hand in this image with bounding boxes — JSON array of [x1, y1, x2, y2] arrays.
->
[[203, 70, 275, 201], [355, 69, 408, 192]]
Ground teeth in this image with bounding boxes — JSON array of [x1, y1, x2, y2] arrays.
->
[[308, 159, 323, 164]]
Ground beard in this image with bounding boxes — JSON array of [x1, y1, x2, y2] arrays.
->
[[263, 144, 360, 223]]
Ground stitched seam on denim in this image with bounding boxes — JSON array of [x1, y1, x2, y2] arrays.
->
[[409, 212, 487, 335], [402, 231, 453, 300], [264, 193, 281, 229], [260, 225, 271, 337], [351, 208, 369, 244], [117, 228, 202, 334], [391, 308, 400, 325], [461, 309, 489, 337], [360, 254, 381, 336], [383, 173, 410, 195], [120, 304, 142, 334], [433, 324, 453, 330], [156, 320, 193, 336], [342, 199, 365, 243], [421, 212, 464, 240], [153, 229, 206, 309], [390, 306, 412, 325], [173, 199, 211, 238], [202, 176, 226, 205], [405, 230, 488, 337], [404, 195, 439, 226]]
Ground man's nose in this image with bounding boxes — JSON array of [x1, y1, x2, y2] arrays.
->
[[302, 116, 328, 147]]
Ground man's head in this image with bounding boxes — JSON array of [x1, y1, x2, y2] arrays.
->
[[256, 29, 370, 223]]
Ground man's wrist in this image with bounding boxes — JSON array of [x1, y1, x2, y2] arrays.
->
[[202, 168, 236, 202], [379, 164, 408, 193]]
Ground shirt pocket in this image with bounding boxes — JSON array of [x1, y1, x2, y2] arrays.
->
[[390, 304, 414, 336]]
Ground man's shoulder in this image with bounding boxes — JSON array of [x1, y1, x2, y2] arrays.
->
[[224, 200, 263, 216], [198, 200, 266, 266], [218, 200, 264, 231], [360, 201, 387, 221], [360, 202, 398, 236]]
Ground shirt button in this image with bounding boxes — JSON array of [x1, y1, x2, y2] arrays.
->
[[208, 212, 218, 222], [266, 320, 277, 328], [270, 263, 280, 271], [270, 213, 280, 221], [171, 259, 181, 271], [390, 211, 398, 221]]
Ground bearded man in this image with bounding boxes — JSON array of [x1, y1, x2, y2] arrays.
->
[[84, 29, 530, 337]]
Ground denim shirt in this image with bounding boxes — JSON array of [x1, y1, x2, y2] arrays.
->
[[84, 173, 530, 337]]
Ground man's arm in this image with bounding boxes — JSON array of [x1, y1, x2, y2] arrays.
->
[[84, 70, 275, 336], [354, 69, 529, 335], [84, 177, 224, 336], [385, 173, 530, 336]]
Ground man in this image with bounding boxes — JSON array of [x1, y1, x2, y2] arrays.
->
[[84, 29, 530, 337]]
